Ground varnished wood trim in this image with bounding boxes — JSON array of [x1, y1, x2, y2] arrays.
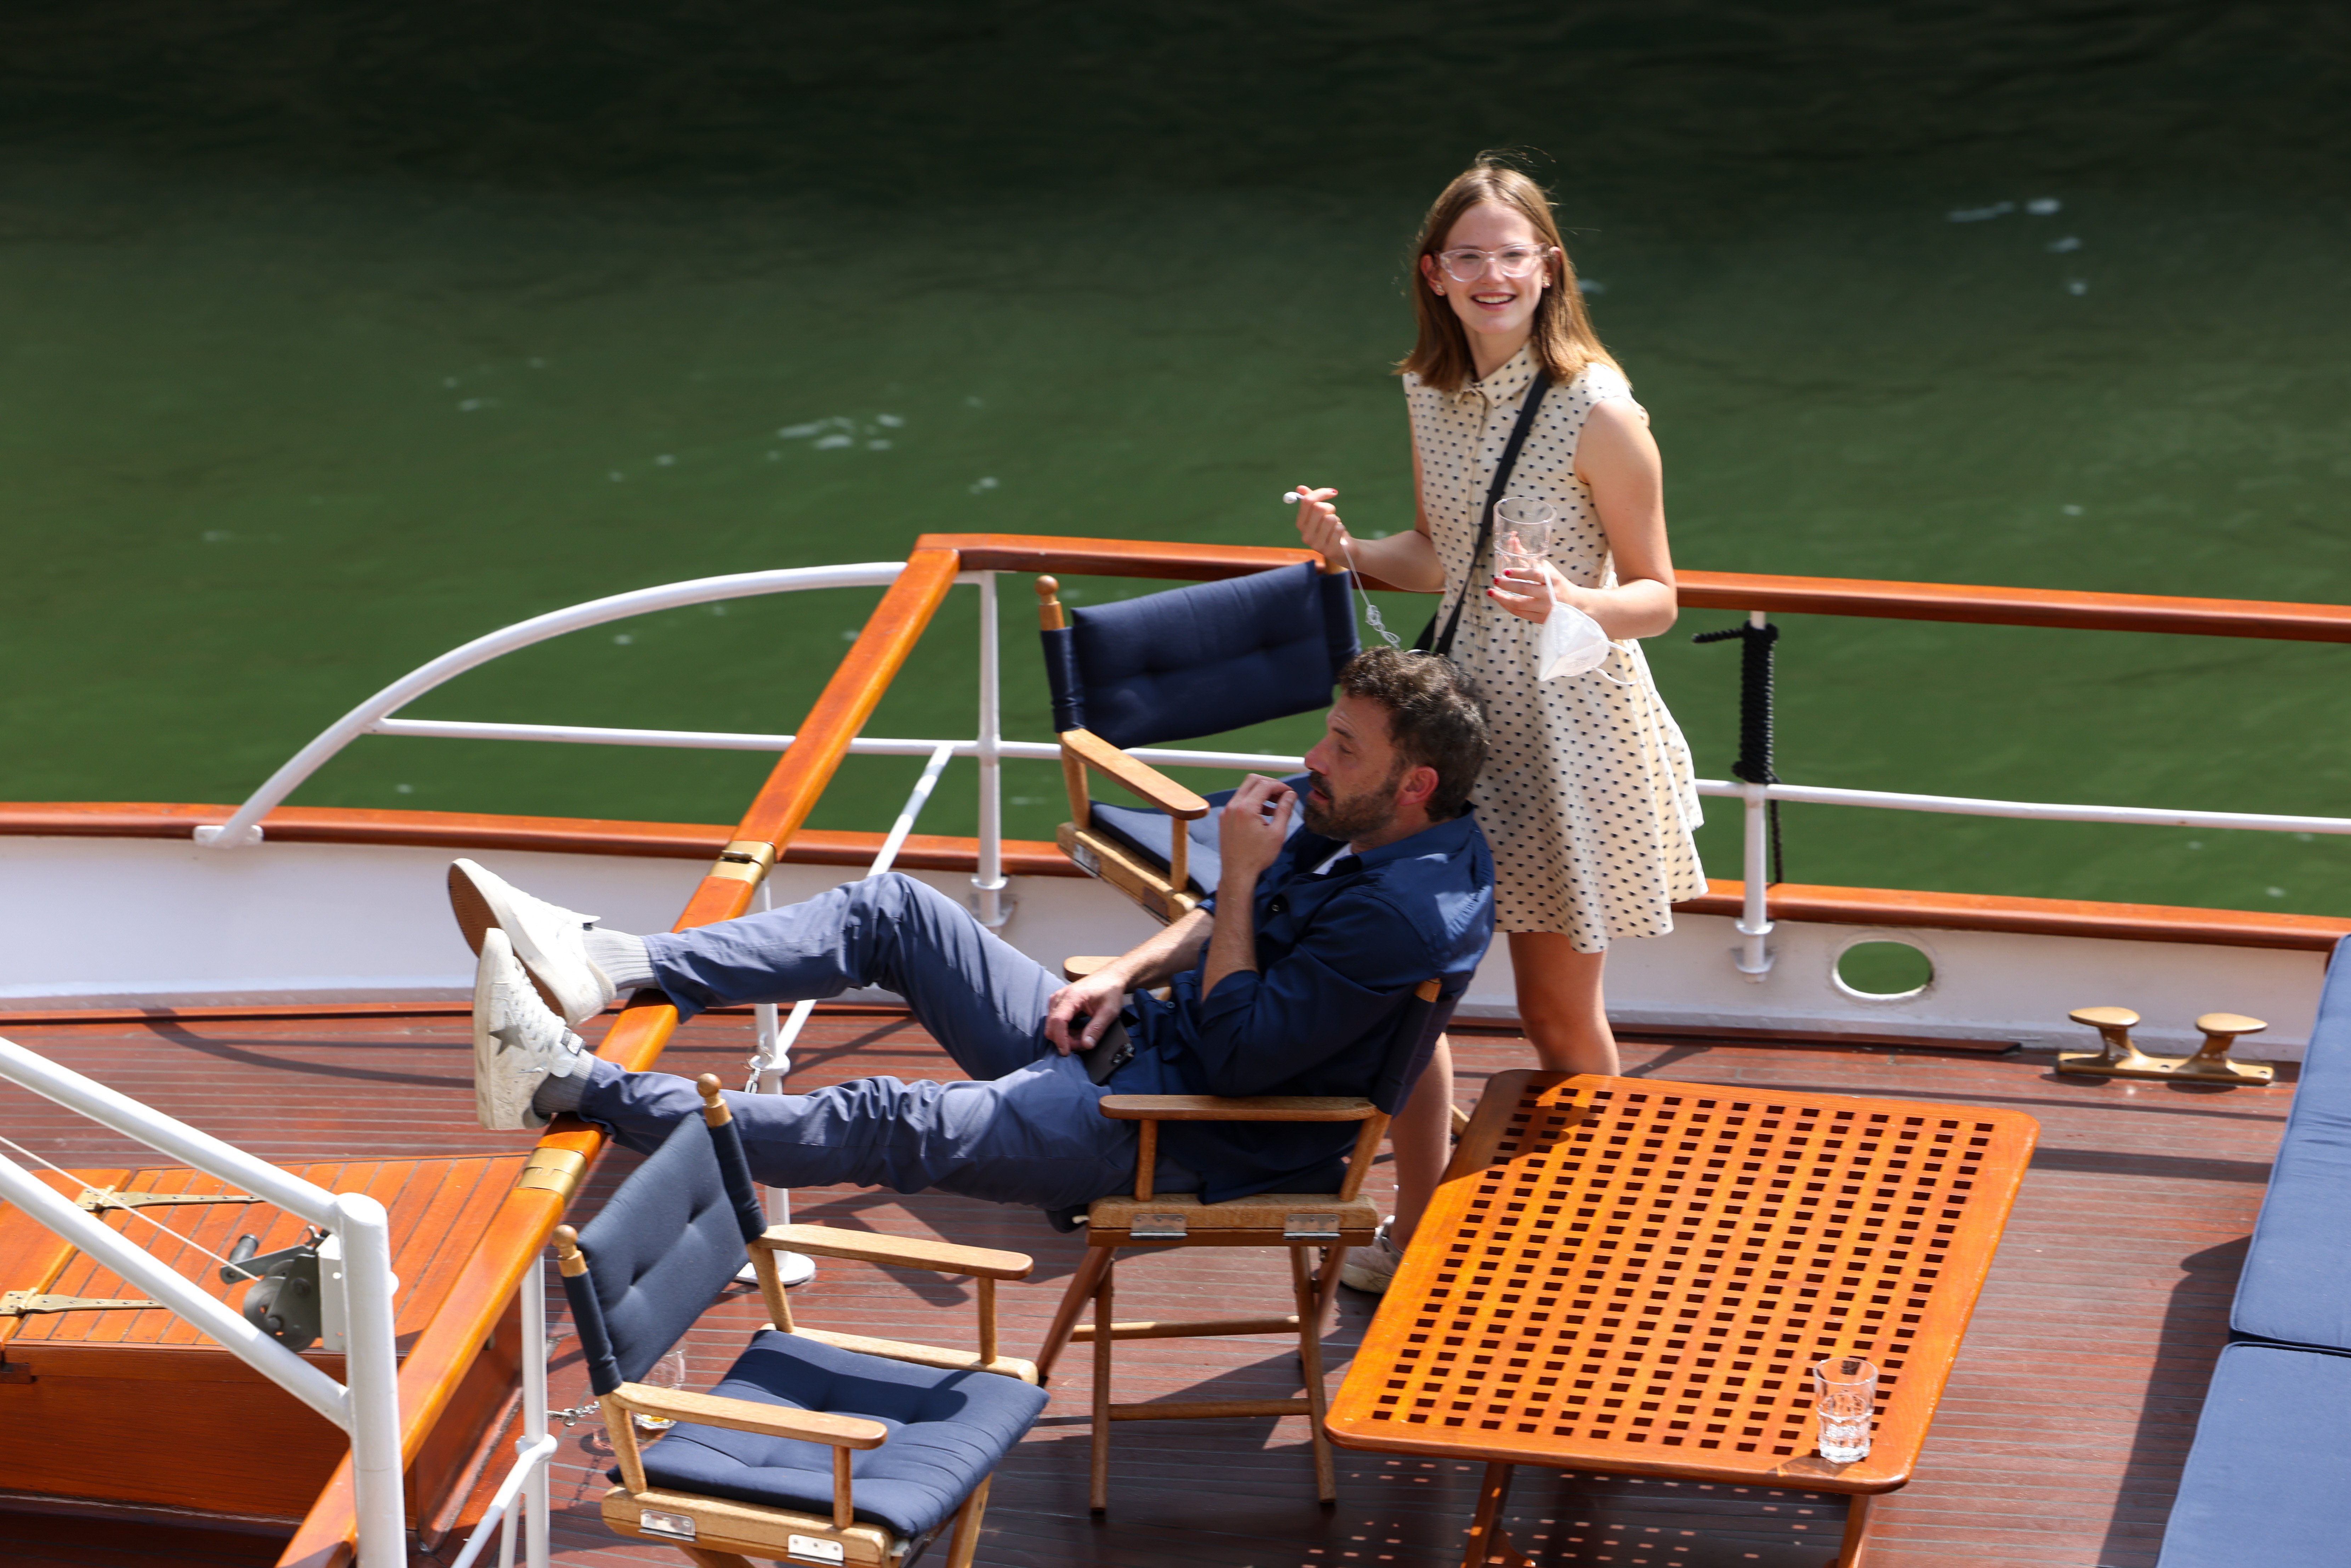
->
[[919, 533, 1322, 581], [757, 1224, 1033, 1281], [1677, 879, 2351, 951], [1678, 569, 2351, 642], [1061, 730, 1211, 818], [922, 535, 2351, 642], [1095, 1095, 1380, 1122], [0, 803, 1085, 877]]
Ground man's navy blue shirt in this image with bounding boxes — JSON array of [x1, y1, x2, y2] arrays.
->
[[1123, 808, 1495, 1202]]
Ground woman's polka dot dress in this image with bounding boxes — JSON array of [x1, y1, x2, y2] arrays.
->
[[1405, 345, 1706, 950]]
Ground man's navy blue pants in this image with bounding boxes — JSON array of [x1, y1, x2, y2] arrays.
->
[[570, 874, 1186, 1212]]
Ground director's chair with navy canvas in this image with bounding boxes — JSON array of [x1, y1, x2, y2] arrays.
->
[[555, 1074, 1046, 1568], [1032, 970, 1458, 1511], [1035, 560, 1356, 923]]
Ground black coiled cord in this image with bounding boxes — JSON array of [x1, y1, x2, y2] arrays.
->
[[1692, 620, 1786, 885]]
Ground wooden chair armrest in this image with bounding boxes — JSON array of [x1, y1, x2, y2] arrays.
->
[[609, 1383, 887, 1449], [1060, 729, 1211, 820], [1095, 1094, 1380, 1123], [757, 1223, 1034, 1281]]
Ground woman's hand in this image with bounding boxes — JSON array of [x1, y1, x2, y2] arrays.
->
[[1290, 483, 1351, 570], [1488, 561, 1575, 625]]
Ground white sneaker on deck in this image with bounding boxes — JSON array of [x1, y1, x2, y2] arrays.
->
[[447, 858, 615, 1027], [472, 929, 588, 1131], [1339, 1219, 1405, 1294]]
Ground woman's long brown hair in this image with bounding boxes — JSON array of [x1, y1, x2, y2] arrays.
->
[[1398, 156, 1619, 394]]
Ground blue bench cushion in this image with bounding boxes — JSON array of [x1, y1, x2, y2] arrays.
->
[[2157, 1341, 2351, 1565], [1087, 777, 1308, 897], [2230, 932, 2351, 1350], [620, 1329, 1047, 1539]]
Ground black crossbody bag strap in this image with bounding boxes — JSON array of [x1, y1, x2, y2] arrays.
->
[[1416, 369, 1553, 657]]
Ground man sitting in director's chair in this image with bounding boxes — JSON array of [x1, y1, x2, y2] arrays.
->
[[451, 648, 1494, 1223]]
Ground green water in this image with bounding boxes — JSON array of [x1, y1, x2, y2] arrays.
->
[[5, 4, 2350, 913]]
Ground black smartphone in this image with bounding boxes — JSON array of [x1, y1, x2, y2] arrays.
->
[[1078, 1016, 1133, 1085]]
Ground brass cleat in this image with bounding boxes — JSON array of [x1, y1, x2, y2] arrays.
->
[[2058, 1007, 2182, 1079], [2170, 1013, 2276, 1086]]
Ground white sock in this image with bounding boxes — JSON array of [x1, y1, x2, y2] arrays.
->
[[583, 928, 656, 990]]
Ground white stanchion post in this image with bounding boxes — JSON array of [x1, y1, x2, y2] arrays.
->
[[521, 1251, 550, 1568], [334, 1192, 405, 1566], [972, 571, 1012, 930]]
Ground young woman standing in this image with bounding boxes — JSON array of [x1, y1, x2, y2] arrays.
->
[[1292, 158, 1706, 1292]]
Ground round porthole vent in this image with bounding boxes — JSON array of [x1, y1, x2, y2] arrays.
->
[[1833, 939, 1934, 1001]]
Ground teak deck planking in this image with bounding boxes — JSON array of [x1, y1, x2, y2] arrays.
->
[[0, 1004, 2290, 1566]]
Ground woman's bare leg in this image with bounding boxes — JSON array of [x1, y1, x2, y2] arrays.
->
[[1388, 1034, 1453, 1249], [1509, 931, 1619, 1076]]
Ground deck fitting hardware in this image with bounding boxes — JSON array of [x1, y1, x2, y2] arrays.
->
[[0, 1291, 160, 1317], [76, 1186, 263, 1213], [1128, 1213, 1189, 1239], [514, 1146, 589, 1203], [708, 839, 778, 886], [2058, 1007, 2276, 1085]]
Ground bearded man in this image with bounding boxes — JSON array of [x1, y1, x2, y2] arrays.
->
[[453, 648, 1493, 1220]]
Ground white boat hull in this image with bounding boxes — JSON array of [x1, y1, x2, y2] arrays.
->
[[1, 832, 2324, 1060]]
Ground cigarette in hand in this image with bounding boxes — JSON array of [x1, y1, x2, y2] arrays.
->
[[1283, 491, 1302, 504]]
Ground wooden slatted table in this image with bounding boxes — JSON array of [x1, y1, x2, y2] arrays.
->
[[1326, 1071, 2039, 1567]]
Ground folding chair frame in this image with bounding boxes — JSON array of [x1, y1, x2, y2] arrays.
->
[[564, 1078, 1037, 1568], [1032, 979, 1443, 1511]]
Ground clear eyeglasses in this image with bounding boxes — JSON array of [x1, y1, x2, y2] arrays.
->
[[1433, 245, 1554, 283]]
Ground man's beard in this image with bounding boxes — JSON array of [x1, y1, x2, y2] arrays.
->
[[1299, 766, 1404, 843]]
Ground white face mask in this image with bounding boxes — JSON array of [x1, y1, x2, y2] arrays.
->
[[1538, 603, 1633, 684]]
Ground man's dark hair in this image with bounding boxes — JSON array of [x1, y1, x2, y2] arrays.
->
[[1338, 648, 1487, 820]]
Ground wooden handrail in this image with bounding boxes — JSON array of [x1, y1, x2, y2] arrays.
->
[[1671, 570, 2351, 642], [918, 532, 1323, 581], [276, 548, 964, 1567], [927, 534, 2351, 644]]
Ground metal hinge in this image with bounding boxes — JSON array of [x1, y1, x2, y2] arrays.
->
[[0, 1291, 160, 1317], [1129, 1213, 1189, 1239], [1283, 1213, 1342, 1241], [638, 1508, 697, 1541], [76, 1186, 262, 1214]]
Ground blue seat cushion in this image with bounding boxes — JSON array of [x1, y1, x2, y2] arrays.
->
[[2156, 1341, 2351, 1565], [2230, 933, 2351, 1350], [1085, 777, 1307, 897], [617, 1329, 1047, 1539]]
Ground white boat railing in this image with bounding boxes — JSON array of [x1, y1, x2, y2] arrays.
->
[[0, 1036, 406, 1566], [197, 559, 2351, 986]]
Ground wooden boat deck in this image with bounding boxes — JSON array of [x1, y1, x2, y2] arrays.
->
[[0, 1006, 2290, 1567]]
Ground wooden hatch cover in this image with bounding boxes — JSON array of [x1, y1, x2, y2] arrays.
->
[[0, 1154, 526, 1525]]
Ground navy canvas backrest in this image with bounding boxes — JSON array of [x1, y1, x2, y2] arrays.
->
[[1042, 563, 1358, 748], [1367, 978, 1459, 1118], [564, 1114, 766, 1395]]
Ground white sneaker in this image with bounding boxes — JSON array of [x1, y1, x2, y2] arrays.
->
[[1339, 1219, 1405, 1294], [472, 929, 587, 1131], [448, 858, 615, 1026]]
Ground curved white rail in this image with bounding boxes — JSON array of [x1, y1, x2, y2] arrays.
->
[[198, 563, 910, 848]]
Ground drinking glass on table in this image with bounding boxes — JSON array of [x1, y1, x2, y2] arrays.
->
[[1812, 1355, 1878, 1464], [1492, 496, 1556, 589]]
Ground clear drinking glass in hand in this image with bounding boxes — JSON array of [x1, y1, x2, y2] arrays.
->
[[1492, 496, 1557, 586], [1812, 1355, 1878, 1464]]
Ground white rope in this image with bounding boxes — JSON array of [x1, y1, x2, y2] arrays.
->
[[0, 1131, 257, 1276]]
